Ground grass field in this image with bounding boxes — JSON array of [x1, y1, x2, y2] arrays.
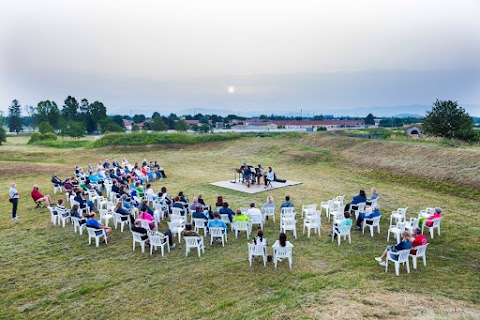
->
[[0, 133, 479, 320]]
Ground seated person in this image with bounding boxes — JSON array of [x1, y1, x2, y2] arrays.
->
[[31, 184, 52, 207], [55, 198, 68, 217], [88, 172, 99, 183], [154, 161, 167, 178], [51, 173, 64, 186], [145, 184, 156, 200], [280, 196, 294, 208], [86, 212, 112, 238], [252, 230, 267, 245], [158, 187, 172, 205], [219, 202, 235, 222], [189, 197, 200, 211], [366, 187, 379, 205], [345, 190, 367, 212], [135, 181, 145, 198], [139, 199, 154, 215], [111, 179, 120, 194], [74, 190, 96, 212], [85, 178, 102, 196], [70, 204, 86, 224], [197, 193, 206, 206], [182, 223, 199, 237], [96, 169, 106, 183], [265, 167, 275, 187], [131, 219, 149, 241], [272, 232, 293, 248], [233, 208, 251, 223], [114, 200, 131, 221], [103, 159, 111, 169], [354, 204, 381, 230], [63, 178, 74, 196], [172, 197, 184, 210], [192, 205, 209, 221], [138, 210, 155, 230], [419, 207, 443, 228], [410, 227, 427, 255], [375, 231, 412, 266], [112, 159, 120, 168], [215, 196, 224, 209], [207, 212, 228, 234], [178, 191, 189, 205]]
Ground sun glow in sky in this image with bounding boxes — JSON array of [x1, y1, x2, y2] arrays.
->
[[0, 0, 479, 115]]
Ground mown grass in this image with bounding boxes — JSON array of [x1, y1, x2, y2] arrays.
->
[[30, 140, 91, 148], [0, 134, 479, 319]]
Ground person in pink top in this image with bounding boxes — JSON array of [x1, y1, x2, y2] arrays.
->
[[425, 208, 442, 227], [138, 211, 155, 230]]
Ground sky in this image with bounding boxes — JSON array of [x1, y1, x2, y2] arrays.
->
[[1, 0, 480, 117]]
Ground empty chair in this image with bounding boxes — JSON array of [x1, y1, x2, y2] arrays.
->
[[422, 217, 442, 239], [281, 219, 297, 239], [273, 246, 293, 269], [362, 215, 382, 237], [390, 207, 408, 225], [193, 218, 208, 237], [52, 183, 63, 194], [321, 200, 335, 222], [248, 214, 264, 230], [172, 207, 186, 217], [113, 212, 129, 232], [262, 207, 275, 223], [99, 209, 113, 227], [220, 214, 232, 230], [184, 236, 205, 257], [303, 212, 321, 238], [387, 221, 407, 243], [248, 244, 267, 267], [167, 221, 185, 243], [48, 206, 58, 225], [149, 232, 170, 256], [301, 204, 317, 219], [209, 227, 227, 246], [385, 249, 410, 276], [86, 227, 107, 247], [233, 220, 251, 239], [131, 231, 148, 253], [409, 244, 429, 269], [333, 195, 345, 211]]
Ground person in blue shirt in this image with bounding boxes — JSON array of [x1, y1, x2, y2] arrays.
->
[[280, 196, 294, 208], [207, 212, 228, 234], [192, 205, 209, 221], [88, 173, 99, 183], [375, 231, 412, 266], [344, 189, 367, 212], [354, 204, 381, 229], [219, 202, 235, 222], [86, 212, 112, 237], [74, 190, 96, 212]]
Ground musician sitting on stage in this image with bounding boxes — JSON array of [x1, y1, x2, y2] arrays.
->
[[265, 166, 275, 188], [240, 162, 251, 183], [256, 164, 265, 185]]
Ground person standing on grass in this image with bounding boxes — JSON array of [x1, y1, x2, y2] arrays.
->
[[9, 182, 19, 221]]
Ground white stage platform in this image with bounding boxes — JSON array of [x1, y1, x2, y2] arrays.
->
[[209, 180, 302, 194]]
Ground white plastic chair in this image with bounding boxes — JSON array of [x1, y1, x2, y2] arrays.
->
[[248, 214, 264, 230], [184, 236, 205, 257], [390, 207, 408, 226], [422, 217, 442, 239], [334, 195, 345, 211], [281, 207, 295, 216], [362, 215, 382, 237], [113, 212, 129, 232], [281, 219, 297, 239], [220, 214, 232, 230], [301, 204, 317, 219], [149, 232, 170, 256], [172, 207, 186, 217], [86, 227, 107, 247], [386, 249, 410, 276], [387, 221, 407, 243], [303, 213, 321, 238], [248, 244, 267, 267], [352, 202, 366, 220], [262, 207, 275, 223], [57, 208, 71, 227], [233, 220, 251, 239], [99, 209, 113, 227], [193, 218, 208, 237], [320, 200, 335, 222], [131, 231, 148, 253], [48, 206, 58, 225], [332, 221, 352, 245], [71, 216, 86, 235], [410, 244, 429, 269], [209, 227, 227, 246], [167, 221, 185, 243], [273, 246, 293, 269], [53, 183, 63, 194]]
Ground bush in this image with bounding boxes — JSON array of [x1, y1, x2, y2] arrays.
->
[[28, 132, 44, 143], [28, 132, 58, 144], [38, 121, 55, 134], [316, 127, 327, 131], [43, 132, 58, 140], [0, 126, 7, 145]]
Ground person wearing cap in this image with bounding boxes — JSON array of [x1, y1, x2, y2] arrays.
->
[[354, 204, 381, 230], [86, 211, 112, 238], [9, 182, 19, 221], [31, 185, 52, 207], [410, 227, 427, 255], [418, 207, 443, 229]]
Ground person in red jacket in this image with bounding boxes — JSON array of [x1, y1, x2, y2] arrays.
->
[[31, 185, 53, 207], [410, 227, 427, 255]]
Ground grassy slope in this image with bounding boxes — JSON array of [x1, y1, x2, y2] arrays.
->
[[0, 134, 479, 320]]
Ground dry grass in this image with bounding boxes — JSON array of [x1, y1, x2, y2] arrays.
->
[[0, 134, 479, 320]]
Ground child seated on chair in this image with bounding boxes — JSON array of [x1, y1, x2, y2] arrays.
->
[[375, 231, 412, 266], [71, 204, 86, 224]]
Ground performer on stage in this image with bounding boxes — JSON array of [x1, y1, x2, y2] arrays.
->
[[240, 162, 253, 187], [256, 164, 265, 185]]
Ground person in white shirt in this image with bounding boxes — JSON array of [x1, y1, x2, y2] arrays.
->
[[272, 232, 293, 248], [252, 230, 267, 246], [9, 182, 19, 221], [265, 167, 275, 188], [247, 202, 262, 217]]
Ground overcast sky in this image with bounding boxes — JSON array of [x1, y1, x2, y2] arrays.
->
[[1, 0, 479, 116]]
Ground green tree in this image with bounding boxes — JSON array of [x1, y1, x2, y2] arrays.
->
[[68, 121, 85, 139], [175, 119, 188, 131], [152, 111, 161, 119], [131, 124, 140, 132], [199, 123, 210, 133], [112, 115, 125, 128], [38, 121, 55, 134], [151, 116, 168, 131], [132, 114, 146, 124], [423, 99, 477, 142], [0, 126, 6, 145], [8, 99, 22, 133], [62, 96, 79, 122], [36, 100, 61, 129], [103, 121, 125, 133], [85, 101, 107, 133], [190, 124, 200, 132], [365, 113, 375, 125]]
